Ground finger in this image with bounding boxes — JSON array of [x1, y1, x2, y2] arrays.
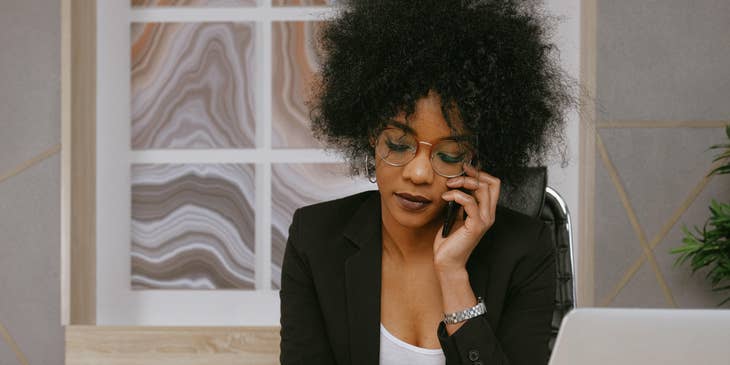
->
[[441, 189, 483, 227], [446, 175, 481, 190], [446, 170, 499, 221], [446, 175, 491, 220], [447, 173, 492, 196], [464, 164, 500, 220], [464, 163, 499, 185]]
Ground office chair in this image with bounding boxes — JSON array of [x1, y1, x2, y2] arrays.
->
[[496, 166, 576, 353]]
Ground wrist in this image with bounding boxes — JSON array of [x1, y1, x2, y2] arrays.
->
[[435, 266, 468, 283]]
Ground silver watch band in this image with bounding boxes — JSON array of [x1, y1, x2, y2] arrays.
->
[[442, 297, 486, 325]]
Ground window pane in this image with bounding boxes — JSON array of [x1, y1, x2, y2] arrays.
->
[[131, 163, 256, 290], [272, 21, 326, 148], [132, 0, 256, 7], [131, 22, 256, 149]]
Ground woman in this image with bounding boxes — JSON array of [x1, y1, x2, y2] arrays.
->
[[280, 1, 571, 364]]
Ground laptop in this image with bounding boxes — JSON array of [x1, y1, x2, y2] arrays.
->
[[548, 308, 730, 365]]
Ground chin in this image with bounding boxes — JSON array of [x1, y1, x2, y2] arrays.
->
[[385, 195, 442, 229], [391, 212, 430, 229]]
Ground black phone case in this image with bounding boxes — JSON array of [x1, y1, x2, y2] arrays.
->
[[442, 187, 470, 237]]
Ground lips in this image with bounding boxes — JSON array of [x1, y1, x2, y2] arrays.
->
[[394, 192, 432, 212], [396, 192, 432, 203]]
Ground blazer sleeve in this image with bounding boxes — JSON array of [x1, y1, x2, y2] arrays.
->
[[436, 223, 557, 365], [279, 208, 337, 365]]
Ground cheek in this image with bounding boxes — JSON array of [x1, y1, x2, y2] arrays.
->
[[374, 160, 397, 188], [433, 181, 450, 204]]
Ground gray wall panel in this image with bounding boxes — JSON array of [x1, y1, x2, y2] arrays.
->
[[611, 261, 672, 308], [594, 154, 643, 302], [594, 1, 730, 308], [0, 1, 60, 174], [598, 128, 725, 239], [0, 155, 62, 364], [0, 0, 62, 364], [597, 0, 730, 121]]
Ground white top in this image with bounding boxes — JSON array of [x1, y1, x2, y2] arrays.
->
[[379, 323, 446, 365]]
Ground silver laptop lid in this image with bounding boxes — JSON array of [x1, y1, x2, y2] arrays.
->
[[549, 308, 730, 365]]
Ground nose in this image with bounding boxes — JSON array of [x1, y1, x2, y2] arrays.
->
[[401, 141, 434, 185]]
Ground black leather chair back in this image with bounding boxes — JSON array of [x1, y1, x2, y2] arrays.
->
[[541, 187, 575, 352], [497, 167, 576, 353]]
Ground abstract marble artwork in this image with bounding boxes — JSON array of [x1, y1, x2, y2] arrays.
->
[[131, 163, 256, 289], [131, 22, 256, 149], [132, 0, 256, 6], [272, 0, 337, 5], [272, 21, 326, 148], [270, 163, 374, 288]]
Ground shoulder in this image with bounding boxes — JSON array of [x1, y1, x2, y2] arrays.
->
[[494, 204, 550, 243], [476, 204, 553, 263], [288, 190, 377, 251], [292, 190, 377, 228], [467, 204, 555, 295]]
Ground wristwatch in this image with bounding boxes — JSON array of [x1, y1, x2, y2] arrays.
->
[[442, 297, 487, 325]]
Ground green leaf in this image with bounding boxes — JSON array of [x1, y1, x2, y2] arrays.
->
[[712, 286, 730, 293], [709, 165, 730, 176]]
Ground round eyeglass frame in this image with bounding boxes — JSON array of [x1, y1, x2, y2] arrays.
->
[[374, 128, 478, 178]]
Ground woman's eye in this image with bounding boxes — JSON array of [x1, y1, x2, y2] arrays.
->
[[437, 152, 465, 163], [386, 140, 412, 152]]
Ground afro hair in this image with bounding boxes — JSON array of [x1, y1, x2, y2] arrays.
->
[[308, 0, 574, 186]]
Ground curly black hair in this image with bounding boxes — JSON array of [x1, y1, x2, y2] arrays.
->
[[308, 0, 574, 187]]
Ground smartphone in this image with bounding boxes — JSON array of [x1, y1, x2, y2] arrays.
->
[[442, 187, 471, 237]]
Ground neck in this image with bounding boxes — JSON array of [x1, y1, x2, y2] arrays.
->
[[380, 204, 442, 263]]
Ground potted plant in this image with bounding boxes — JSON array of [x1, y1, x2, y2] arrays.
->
[[671, 125, 730, 306]]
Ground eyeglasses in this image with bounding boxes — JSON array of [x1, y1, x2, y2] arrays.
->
[[374, 127, 477, 178]]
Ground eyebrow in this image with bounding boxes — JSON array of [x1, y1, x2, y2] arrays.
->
[[385, 119, 472, 140]]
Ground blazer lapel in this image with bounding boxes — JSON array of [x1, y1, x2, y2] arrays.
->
[[343, 191, 382, 365]]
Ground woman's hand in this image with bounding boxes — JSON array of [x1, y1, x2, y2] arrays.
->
[[433, 164, 500, 273]]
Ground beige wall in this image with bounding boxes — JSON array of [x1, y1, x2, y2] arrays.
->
[[592, 0, 730, 307], [0, 0, 64, 364]]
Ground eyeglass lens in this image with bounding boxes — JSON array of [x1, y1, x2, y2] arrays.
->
[[374, 128, 473, 177]]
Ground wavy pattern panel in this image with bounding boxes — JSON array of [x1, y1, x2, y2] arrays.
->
[[131, 22, 256, 149], [273, 0, 336, 5], [272, 21, 326, 148], [132, 0, 256, 7], [271, 163, 374, 288], [131, 164, 256, 290]]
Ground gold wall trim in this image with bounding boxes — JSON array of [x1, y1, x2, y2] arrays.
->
[[596, 134, 677, 307], [65, 325, 280, 365], [0, 145, 60, 185], [600, 161, 720, 305], [61, 0, 71, 327], [0, 321, 29, 365], [597, 120, 730, 129], [578, 0, 597, 306], [61, 0, 96, 325]]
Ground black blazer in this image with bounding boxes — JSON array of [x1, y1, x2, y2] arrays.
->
[[279, 190, 556, 365]]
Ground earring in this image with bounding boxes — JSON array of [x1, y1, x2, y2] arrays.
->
[[365, 155, 377, 183]]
